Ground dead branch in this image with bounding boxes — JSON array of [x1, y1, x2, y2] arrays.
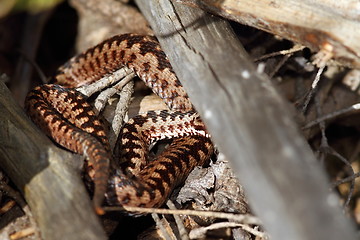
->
[[0, 80, 106, 240], [134, 0, 358, 239], [177, 0, 360, 69]]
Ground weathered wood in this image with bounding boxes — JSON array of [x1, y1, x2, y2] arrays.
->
[[134, 0, 357, 239], [178, 0, 360, 69], [70, 0, 152, 51], [0, 80, 106, 240]]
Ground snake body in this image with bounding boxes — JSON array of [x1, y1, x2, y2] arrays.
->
[[25, 34, 213, 212]]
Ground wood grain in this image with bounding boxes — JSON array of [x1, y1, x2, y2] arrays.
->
[[178, 0, 360, 68], [134, 0, 357, 239]]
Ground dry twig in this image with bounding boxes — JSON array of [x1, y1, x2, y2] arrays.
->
[[104, 206, 262, 225]]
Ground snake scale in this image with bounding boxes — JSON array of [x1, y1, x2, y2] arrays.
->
[[25, 34, 213, 214]]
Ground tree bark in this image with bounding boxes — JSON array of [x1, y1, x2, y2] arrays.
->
[[134, 0, 357, 239]]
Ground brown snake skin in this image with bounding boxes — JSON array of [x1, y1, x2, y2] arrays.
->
[[25, 34, 213, 214]]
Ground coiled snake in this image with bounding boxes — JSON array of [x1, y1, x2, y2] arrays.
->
[[25, 34, 213, 214]]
